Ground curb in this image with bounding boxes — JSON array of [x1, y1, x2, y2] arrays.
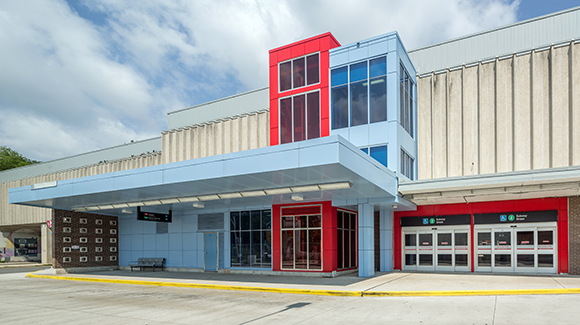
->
[[25, 271, 580, 297]]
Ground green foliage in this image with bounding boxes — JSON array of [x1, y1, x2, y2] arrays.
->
[[0, 146, 40, 171]]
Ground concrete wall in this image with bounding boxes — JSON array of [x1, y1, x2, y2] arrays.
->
[[417, 41, 580, 180], [162, 110, 270, 164]]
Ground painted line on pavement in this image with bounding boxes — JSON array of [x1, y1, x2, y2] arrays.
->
[[25, 271, 580, 297]]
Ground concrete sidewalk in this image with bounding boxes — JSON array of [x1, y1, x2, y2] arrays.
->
[[26, 268, 580, 297]]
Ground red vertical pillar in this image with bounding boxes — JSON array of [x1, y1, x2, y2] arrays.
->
[[272, 204, 281, 271]]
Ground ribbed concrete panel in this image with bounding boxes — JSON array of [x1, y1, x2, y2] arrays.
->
[[513, 53, 531, 171], [551, 46, 570, 167], [532, 50, 551, 170], [432, 73, 447, 178], [574, 43, 580, 165], [463, 65, 479, 176], [417, 77, 432, 180], [416, 42, 580, 180], [162, 111, 270, 164], [479, 62, 496, 175], [409, 7, 580, 74], [447, 69, 463, 177], [496, 57, 513, 173]]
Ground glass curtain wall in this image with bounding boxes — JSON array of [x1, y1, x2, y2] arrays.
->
[[230, 210, 272, 268], [399, 63, 414, 136], [331, 56, 387, 129]]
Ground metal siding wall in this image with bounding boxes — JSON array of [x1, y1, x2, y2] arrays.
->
[[416, 42, 579, 179], [409, 8, 580, 74]]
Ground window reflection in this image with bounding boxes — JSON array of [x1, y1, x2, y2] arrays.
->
[[230, 210, 271, 269]]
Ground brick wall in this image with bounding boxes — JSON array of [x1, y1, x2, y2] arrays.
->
[[569, 197, 580, 275], [52, 209, 118, 269]]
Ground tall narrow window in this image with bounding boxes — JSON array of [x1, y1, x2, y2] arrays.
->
[[370, 57, 387, 123], [307, 53, 320, 85], [279, 91, 320, 144], [400, 149, 414, 180], [337, 210, 357, 269], [331, 67, 348, 129], [293, 95, 306, 141], [280, 61, 292, 92], [293, 57, 305, 88], [350, 62, 368, 126], [400, 63, 414, 136], [280, 98, 293, 144], [307, 92, 320, 139]]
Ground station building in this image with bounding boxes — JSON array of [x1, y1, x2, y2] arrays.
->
[[2, 7, 580, 277]]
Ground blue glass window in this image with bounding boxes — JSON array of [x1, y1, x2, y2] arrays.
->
[[350, 62, 367, 82], [360, 148, 369, 154], [370, 145, 388, 168], [331, 67, 348, 87], [369, 57, 386, 78]]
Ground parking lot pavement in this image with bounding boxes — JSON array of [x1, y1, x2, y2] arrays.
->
[[4, 269, 580, 324]]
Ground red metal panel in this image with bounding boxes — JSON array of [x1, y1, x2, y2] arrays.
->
[[320, 51, 329, 85], [272, 204, 282, 271], [471, 200, 514, 214], [269, 66, 278, 97], [558, 219, 569, 273], [305, 39, 320, 54], [270, 127, 279, 146], [291, 43, 305, 57], [278, 47, 292, 62], [431, 203, 472, 216], [470, 216, 475, 272], [559, 197, 569, 211], [269, 51, 277, 67], [393, 215, 401, 270]]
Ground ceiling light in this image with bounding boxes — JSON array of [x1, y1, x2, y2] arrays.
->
[[177, 196, 199, 203], [197, 194, 220, 201], [218, 192, 242, 199], [291, 185, 320, 193], [240, 190, 267, 197], [192, 202, 205, 208], [98, 204, 114, 210], [112, 203, 129, 209], [72, 207, 87, 212], [318, 182, 353, 190], [121, 209, 133, 214], [127, 202, 144, 207], [291, 194, 304, 201], [85, 206, 100, 211], [160, 198, 180, 204], [264, 187, 292, 195], [392, 204, 398, 209], [142, 200, 162, 206]]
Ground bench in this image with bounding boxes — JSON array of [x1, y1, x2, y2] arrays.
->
[[129, 258, 165, 272]]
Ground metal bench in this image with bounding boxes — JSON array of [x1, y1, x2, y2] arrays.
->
[[129, 258, 165, 271]]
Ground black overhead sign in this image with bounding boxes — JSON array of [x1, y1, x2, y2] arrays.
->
[[137, 207, 172, 223], [474, 210, 557, 225], [400, 215, 471, 227]]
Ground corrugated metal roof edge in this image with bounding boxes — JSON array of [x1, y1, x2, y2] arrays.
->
[[408, 5, 580, 54], [167, 87, 268, 116]]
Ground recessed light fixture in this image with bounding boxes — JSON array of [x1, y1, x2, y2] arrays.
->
[[192, 202, 205, 208], [291, 194, 304, 201], [121, 209, 133, 214]]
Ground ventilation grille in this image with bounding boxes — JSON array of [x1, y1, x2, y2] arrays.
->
[[198, 213, 224, 231]]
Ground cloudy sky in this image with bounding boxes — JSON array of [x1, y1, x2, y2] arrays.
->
[[0, 0, 578, 162]]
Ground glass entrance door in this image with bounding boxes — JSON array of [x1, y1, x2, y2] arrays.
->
[[403, 226, 470, 272], [475, 223, 557, 273]]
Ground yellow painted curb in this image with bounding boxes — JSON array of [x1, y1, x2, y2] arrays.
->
[[25, 272, 580, 297], [25, 272, 360, 297]]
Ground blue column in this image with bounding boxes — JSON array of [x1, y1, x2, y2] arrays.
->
[[358, 203, 374, 277], [379, 209, 394, 271]]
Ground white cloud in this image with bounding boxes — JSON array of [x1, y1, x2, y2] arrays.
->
[[0, 0, 519, 161]]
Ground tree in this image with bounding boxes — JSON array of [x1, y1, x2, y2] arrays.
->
[[0, 146, 40, 171]]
